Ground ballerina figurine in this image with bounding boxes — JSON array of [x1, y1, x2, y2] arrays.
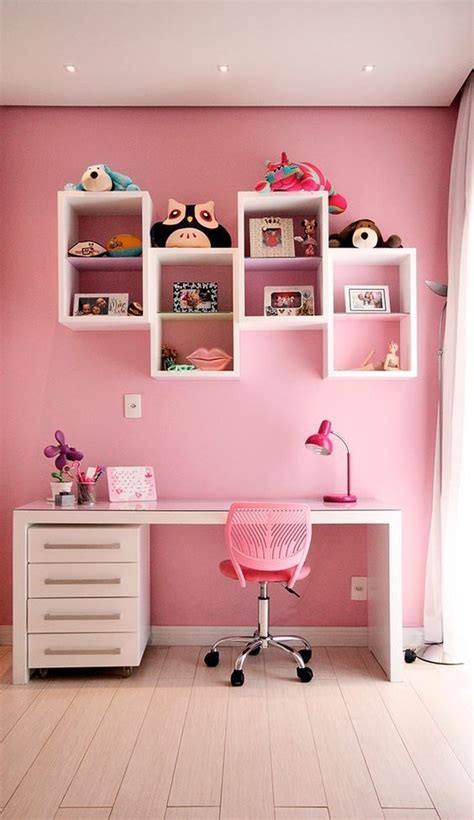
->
[[356, 340, 400, 371]]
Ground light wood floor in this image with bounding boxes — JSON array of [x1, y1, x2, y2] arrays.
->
[[0, 643, 472, 820]]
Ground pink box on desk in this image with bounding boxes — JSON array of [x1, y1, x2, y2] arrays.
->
[[107, 466, 157, 502]]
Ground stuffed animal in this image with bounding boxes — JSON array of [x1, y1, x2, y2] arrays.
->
[[255, 152, 347, 215], [151, 199, 232, 248], [329, 219, 402, 249], [65, 165, 141, 192], [106, 234, 142, 257]]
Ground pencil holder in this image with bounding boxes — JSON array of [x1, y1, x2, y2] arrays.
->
[[77, 482, 96, 506]]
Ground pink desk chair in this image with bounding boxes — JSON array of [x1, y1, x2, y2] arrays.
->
[[204, 502, 313, 686]]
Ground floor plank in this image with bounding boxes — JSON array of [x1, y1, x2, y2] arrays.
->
[[2, 678, 118, 820], [275, 811, 330, 820], [383, 811, 439, 820], [159, 645, 201, 679], [62, 648, 166, 808], [168, 648, 232, 807], [328, 648, 432, 809], [0, 676, 47, 741], [304, 678, 384, 819], [361, 651, 472, 820], [0, 679, 83, 808], [220, 652, 274, 820], [55, 810, 111, 819], [165, 810, 220, 820]]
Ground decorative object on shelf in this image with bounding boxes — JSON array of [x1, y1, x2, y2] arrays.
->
[[65, 164, 141, 192], [264, 285, 314, 317], [344, 285, 391, 313], [161, 344, 178, 370], [249, 216, 295, 258], [254, 151, 347, 214], [128, 301, 143, 316], [66, 464, 106, 506], [73, 293, 128, 316], [355, 341, 400, 371], [107, 466, 157, 502], [186, 347, 233, 371], [106, 234, 142, 257], [54, 491, 75, 507], [44, 429, 83, 501], [329, 219, 402, 249], [150, 199, 232, 248], [294, 218, 318, 256], [305, 420, 357, 503], [68, 240, 107, 257], [167, 364, 196, 372], [173, 282, 218, 313]]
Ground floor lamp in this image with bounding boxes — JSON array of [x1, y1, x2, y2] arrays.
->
[[405, 280, 462, 666]]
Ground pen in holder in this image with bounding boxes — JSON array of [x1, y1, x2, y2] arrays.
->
[[77, 482, 96, 506], [66, 463, 105, 506]]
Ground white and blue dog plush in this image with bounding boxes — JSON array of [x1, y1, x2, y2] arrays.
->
[[65, 164, 141, 192]]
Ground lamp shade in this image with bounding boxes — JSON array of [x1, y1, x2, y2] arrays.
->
[[305, 420, 333, 455]]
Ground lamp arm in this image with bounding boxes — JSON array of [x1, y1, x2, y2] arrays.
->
[[332, 431, 351, 496]]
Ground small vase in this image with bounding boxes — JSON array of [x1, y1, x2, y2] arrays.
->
[[50, 481, 73, 501]]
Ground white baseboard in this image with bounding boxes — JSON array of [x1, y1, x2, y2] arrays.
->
[[0, 624, 424, 648]]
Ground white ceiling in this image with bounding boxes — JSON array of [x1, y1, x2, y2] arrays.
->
[[0, 0, 472, 107]]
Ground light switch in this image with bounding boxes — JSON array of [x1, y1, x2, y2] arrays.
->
[[351, 576, 367, 600], [124, 394, 141, 418]]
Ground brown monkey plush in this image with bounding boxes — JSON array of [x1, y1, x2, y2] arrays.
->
[[329, 219, 402, 249]]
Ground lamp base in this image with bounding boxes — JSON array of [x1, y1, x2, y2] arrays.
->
[[323, 494, 357, 503]]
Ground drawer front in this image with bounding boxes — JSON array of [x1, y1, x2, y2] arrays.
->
[[28, 562, 138, 598], [28, 597, 139, 633], [28, 525, 142, 563], [28, 632, 140, 668]]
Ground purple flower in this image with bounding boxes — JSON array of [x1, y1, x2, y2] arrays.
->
[[44, 430, 83, 470]]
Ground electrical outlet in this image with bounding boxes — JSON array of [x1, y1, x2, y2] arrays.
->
[[124, 394, 141, 419], [351, 576, 367, 600]]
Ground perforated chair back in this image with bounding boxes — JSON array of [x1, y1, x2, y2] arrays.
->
[[225, 502, 312, 588]]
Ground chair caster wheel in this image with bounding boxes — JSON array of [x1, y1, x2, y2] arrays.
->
[[204, 650, 219, 667], [299, 648, 312, 663], [297, 666, 313, 683], [231, 669, 245, 686], [404, 649, 417, 664], [38, 668, 48, 679], [248, 646, 261, 656]]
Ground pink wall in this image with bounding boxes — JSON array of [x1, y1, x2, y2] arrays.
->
[[0, 106, 456, 628]]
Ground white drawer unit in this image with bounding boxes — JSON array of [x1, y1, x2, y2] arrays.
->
[[26, 523, 150, 675]]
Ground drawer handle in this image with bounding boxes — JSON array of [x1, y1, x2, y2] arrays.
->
[[44, 648, 121, 656], [44, 578, 121, 585], [44, 613, 121, 621], [44, 543, 120, 550]]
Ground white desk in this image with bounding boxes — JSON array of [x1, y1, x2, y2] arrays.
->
[[13, 499, 402, 683]]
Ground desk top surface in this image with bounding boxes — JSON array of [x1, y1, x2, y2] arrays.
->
[[16, 498, 399, 513]]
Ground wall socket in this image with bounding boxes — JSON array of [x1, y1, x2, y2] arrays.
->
[[124, 394, 142, 418], [351, 576, 367, 600]]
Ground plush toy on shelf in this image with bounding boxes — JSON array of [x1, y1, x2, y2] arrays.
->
[[106, 234, 142, 257], [151, 199, 232, 247], [294, 218, 318, 256], [329, 219, 402, 249], [355, 341, 400, 371], [65, 164, 141, 192], [255, 152, 347, 215]]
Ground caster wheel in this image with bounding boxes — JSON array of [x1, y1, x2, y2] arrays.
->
[[38, 668, 48, 679], [248, 646, 261, 656], [404, 649, 417, 664], [204, 650, 220, 667], [297, 666, 313, 683], [122, 666, 132, 678], [231, 669, 245, 687], [299, 648, 312, 663]]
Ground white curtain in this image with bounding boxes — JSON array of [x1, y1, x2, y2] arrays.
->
[[424, 72, 474, 662]]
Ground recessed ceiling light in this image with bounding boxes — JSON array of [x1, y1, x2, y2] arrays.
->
[[217, 64, 230, 73], [64, 64, 77, 73], [362, 64, 375, 72]]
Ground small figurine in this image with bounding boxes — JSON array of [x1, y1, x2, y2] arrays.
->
[[356, 341, 400, 371], [294, 218, 318, 256], [161, 344, 178, 370]]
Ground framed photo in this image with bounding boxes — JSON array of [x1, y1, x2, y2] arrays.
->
[[107, 466, 157, 502], [73, 293, 128, 316], [249, 217, 295, 258], [173, 282, 218, 313], [264, 285, 314, 317], [344, 285, 391, 313]]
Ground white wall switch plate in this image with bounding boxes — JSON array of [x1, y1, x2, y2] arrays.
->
[[124, 394, 141, 418], [351, 576, 367, 600]]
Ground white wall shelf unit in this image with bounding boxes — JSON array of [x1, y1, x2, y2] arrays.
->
[[149, 247, 240, 379], [58, 191, 152, 330]]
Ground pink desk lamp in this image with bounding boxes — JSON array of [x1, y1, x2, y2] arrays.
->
[[305, 419, 357, 503]]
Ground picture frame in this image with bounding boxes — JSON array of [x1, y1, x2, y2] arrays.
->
[[249, 216, 295, 258], [264, 285, 315, 317], [344, 285, 391, 313], [107, 466, 157, 502], [173, 282, 218, 313], [73, 293, 129, 316]]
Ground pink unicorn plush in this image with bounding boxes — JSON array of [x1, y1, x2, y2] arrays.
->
[[255, 152, 347, 214]]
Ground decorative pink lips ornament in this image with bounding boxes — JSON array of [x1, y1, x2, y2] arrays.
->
[[186, 347, 233, 371]]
